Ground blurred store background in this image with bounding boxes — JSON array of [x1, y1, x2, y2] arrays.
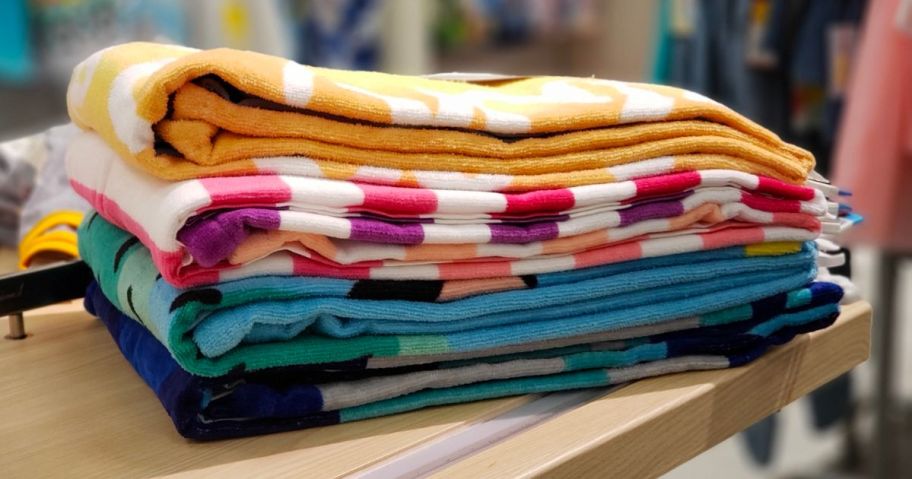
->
[[0, 1, 910, 478]]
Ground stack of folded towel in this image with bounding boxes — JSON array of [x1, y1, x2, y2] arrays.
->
[[66, 42, 855, 440]]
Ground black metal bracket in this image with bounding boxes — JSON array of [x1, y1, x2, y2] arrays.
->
[[0, 260, 93, 339]]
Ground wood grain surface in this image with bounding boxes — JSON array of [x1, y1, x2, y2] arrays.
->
[[0, 302, 871, 478]]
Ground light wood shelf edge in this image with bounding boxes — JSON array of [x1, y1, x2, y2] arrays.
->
[[0, 305, 532, 479], [1, 301, 869, 479], [431, 301, 872, 479]]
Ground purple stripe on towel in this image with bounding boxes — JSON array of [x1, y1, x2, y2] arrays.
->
[[348, 218, 425, 244], [489, 221, 560, 243], [176, 191, 700, 268], [178, 209, 282, 267], [617, 200, 685, 227]]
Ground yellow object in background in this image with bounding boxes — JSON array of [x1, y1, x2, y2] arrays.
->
[[18, 210, 83, 269], [221, 0, 251, 47]]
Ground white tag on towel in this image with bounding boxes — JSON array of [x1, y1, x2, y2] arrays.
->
[[806, 180, 840, 200], [817, 252, 847, 269], [808, 170, 831, 183], [815, 237, 842, 253], [423, 72, 530, 84]]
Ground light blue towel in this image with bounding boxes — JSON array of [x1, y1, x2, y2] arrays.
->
[[81, 212, 820, 377]]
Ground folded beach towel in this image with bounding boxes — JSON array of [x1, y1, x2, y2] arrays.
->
[[213, 207, 821, 266], [86, 280, 842, 439], [70, 132, 830, 286], [90, 210, 823, 286], [81, 214, 821, 376], [175, 188, 828, 266], [67, 42, 814, 188]]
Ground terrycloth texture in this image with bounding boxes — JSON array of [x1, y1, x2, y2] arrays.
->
[[18, 123, 89, 268], [80, 214, 821, 376], [86, 280, 842, 439], [70, 132, 830, 286], [66, 42, 815, 188], [99, 212, 824, 285], [213, 208, 821, 267], [177, 191, 826, 267]]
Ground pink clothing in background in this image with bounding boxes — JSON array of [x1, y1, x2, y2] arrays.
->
[[834, 0, 912, 250]]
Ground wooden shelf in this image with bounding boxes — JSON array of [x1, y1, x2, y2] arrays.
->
[[0, 301, 871, 478]]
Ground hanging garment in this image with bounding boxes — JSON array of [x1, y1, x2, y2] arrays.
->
[[833, 0, 912, 250]]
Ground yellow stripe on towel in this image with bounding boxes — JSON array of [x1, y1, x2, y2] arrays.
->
[[745, 242, 804, 257]]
